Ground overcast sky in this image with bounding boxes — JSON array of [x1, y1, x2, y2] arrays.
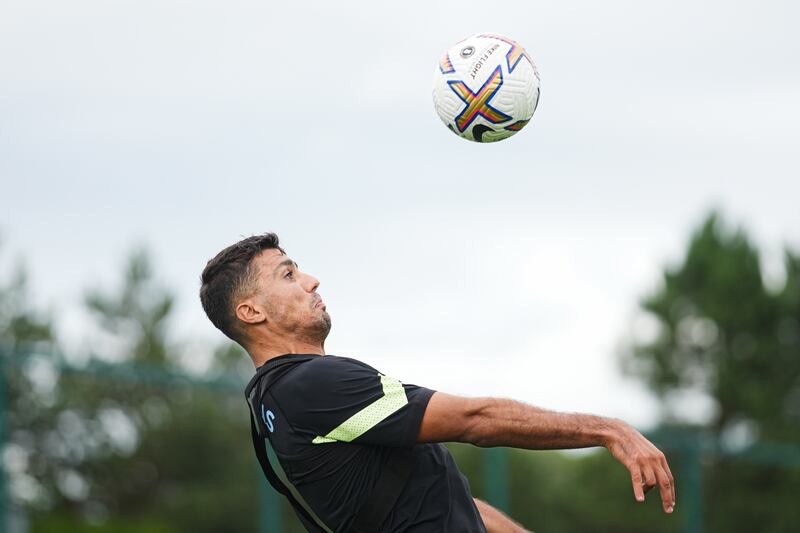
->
[[2, 0, 798, 429]]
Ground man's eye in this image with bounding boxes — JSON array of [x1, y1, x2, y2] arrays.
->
[[284, 271, 294, 279]]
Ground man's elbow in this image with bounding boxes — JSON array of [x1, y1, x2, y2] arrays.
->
[[418, 393, 491, 444], [460, 397, 497, 447]]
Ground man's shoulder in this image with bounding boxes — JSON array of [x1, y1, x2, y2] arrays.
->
[[298, 353, 377, 373], [270, 354, 380, 396]]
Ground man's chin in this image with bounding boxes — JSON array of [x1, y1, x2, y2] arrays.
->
[[303, 313, 331, 345], [321, 310, 331, 327]]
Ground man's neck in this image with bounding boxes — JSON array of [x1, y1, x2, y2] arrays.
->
[[247, 338, 325, 368]]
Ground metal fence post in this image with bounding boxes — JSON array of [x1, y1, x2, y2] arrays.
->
[[681, 435, 704, 533], [260, 473, 282, 533], [485, 447, 510, 513]]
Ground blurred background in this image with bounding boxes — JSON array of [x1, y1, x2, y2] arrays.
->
[[1, 0, 798, 531]]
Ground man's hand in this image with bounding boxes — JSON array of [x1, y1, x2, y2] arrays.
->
[[603, 420, 676, 513]]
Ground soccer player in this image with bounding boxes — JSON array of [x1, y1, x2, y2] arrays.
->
[[199, 234, 675, 533]]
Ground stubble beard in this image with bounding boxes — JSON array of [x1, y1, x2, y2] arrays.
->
[[300, 310, 332, 346], [271, 307, 331, 347]]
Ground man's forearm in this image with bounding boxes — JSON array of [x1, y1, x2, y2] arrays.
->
[[474, 498, 530, 533], [463, 397, 618, 450], [420, 393, 675, 513], [461, 398, 676, 513]]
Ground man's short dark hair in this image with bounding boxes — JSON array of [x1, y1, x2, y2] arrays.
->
[[200, 233, 284, 346]]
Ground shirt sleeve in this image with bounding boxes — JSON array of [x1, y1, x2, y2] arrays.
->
[[274, 355, 435, 448]]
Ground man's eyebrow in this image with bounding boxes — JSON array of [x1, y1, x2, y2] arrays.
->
[[273, 259, 298, 277]]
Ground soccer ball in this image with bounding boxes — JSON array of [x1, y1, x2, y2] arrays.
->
[[432, 34, 540, 143]]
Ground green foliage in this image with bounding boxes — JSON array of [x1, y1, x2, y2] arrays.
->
[[0, 243, 60, 514], [447, 444, 682, 533], [209, 342, 254, 383], [0, 246, 54, 351], [85, 249, 175, 366], [32, 514, 177, 533], [704, 459, 800, 533], [622, 212, 800, 531], [623, 212, 800, 439], [0, 247, 261, 532], [50, 249, 261, 532]]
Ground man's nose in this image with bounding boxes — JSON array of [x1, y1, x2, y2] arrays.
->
[[301, 272, 320, 292]]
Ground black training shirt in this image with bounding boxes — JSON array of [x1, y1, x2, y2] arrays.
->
[[254, 353, 487, 533]]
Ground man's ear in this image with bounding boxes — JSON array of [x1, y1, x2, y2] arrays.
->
[[236, 300, 267, 326]]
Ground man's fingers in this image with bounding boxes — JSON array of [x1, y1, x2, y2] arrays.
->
[[642, 465, 657, 493], [661, 455, 676, 509], [630, 467, 645, 502], [612, 425, 677, 513], [654, 464, 674, 513]]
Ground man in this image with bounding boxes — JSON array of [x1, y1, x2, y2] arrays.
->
[[200, 233, 675, 533]]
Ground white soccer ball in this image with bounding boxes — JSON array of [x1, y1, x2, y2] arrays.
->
[[432, 34, 540, 143]]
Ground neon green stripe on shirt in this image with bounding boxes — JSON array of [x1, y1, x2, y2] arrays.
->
[[312, 374, 408, 444]]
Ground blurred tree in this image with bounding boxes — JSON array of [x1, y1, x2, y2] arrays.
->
[[209, 342, 254, 383], [85, 248, 175, 366], [621, 211, 800, 531], [61, 249, 258, 532], [0, 246, 54, 351], [623, 212, 800, 439], [446, 443, 681, 533], [9, 248, 260, 532], [0, 242, 60, 520]]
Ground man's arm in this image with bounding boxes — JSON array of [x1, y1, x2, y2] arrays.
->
[[417, 392, 676, 513], [474, 498, 531, 533]]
